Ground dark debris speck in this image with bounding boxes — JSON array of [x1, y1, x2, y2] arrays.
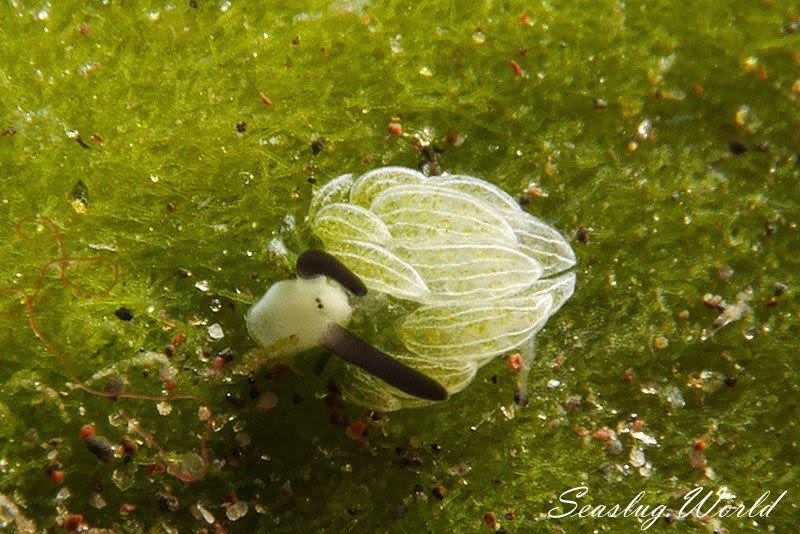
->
[[103, 377, 125, 401], [311, 137, 326, 155], [576, 225, 590, 244], [114, 307, 134, 321], [219, 347, 237, 362], [729, 140, 748, 155], [158, 493, 179, 513], [85, 435, 115, 463], [70, 180, 89, 206], [225, 392, 244, 409], [483, 511, 497, 530], [432, 484, 448, 500]]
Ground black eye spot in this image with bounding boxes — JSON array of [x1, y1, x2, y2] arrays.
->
[[315, 297, 324, 309]]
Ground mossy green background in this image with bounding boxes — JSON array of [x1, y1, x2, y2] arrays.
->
[[1, 0, 799, 532]]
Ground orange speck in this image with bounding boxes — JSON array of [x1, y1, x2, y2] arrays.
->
[[79, 23, 91, 36], [90, 133, 103, 143], [692, 84, 704, 95], [518, 12, 529, 25], [259, 92, 273, 107], [211, 356, 225, 374], [50, 469, 65, 485], [632, 419, 645, 431], [622, 368, 634, 384], [757, 65, 767, 80], [347, 419, 367, 437], [526, 185, 547, 198], [694, 439, 706, 452], [64, 514, 84, 531], [509, 59, 523, 76], [507, 352, 523, 372], [593, 426, 613, 442], [79, 424, 96, 439], [120, 503, 136, 515], [164, 379, 177, 392], [171, 332, 186, 348], [387, 122, 403, 136], [146, 463, 167, 476]]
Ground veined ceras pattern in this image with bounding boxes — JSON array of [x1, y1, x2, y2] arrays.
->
[[246, 167, 576, 411]]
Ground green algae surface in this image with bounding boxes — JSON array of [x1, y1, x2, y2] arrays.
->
[[1, 1, 799, 532]]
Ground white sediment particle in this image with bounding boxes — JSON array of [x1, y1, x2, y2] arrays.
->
[[207, 323, 224, 340], [639, 462, 652, 477], [226, 501, 249, 521], [662, 384, 685, 408], [637, 119, 652, 140], [640, 383, 659, 395], [629, 447, 646, 468], [631, 431, 658, 446], [390, 35, 402, 53], [195, 280, 209, 292], [89, 492, 107, 509], [267, 236, 288, 260], [195, 502, 215, 524], [87, 242, 118, 252], [714, 288, 752, 329]]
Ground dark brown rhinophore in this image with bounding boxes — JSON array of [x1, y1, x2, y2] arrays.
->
[[322, 323, 448, 401], [296, 249, 368, 297]]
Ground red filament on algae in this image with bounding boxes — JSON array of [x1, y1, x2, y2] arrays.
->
[[0, 216, 213, 483]]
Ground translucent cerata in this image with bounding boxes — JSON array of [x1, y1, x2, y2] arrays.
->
[[305, 167, 576, 411]]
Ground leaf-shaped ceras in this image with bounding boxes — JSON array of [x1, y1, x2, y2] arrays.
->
[[369, 183, 519, 245], [248, 166, 576, 411]]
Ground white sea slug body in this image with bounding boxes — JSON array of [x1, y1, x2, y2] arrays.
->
[[247, 167, 576, 411]]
